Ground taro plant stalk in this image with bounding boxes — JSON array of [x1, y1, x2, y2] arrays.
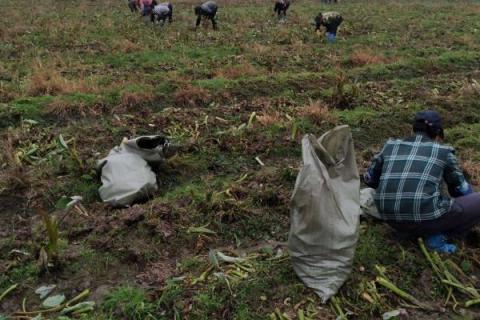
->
[[37, 208, 60, 263]]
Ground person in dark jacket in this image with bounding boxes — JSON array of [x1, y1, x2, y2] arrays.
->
[[194, 1, 218, 30], [151, 2, 173, 24], [128, 0, 138, 12], [364, 110, 480, 253], [274, 0, 290, 19], [314, 11, 343, 42]]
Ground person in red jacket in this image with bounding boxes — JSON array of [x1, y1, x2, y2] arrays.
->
[[138, 0, 157, 16]]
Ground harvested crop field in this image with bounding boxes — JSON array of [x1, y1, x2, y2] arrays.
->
[[1, 0, 480, 318]]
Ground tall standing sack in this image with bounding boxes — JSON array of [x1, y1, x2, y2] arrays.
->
[[288, 125, 361, 302]]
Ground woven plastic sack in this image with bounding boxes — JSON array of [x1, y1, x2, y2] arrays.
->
[[288, 125, 361, 302], [98, 136, 170, 207]]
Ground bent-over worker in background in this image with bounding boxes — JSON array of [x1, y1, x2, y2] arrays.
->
[[151, 2, 173, 25], [364, 110, 480, 253], [314, 11, 342, 43], [274, 0, 290, 20], [194, 1, 218, 30]]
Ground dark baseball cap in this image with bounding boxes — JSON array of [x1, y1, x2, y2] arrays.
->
[[413, 110, 444, 138]]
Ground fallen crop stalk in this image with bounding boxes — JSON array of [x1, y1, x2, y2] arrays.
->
[[465, 298, 480, 308], [13, 289, 90, 316], [445, 259, 467, 278], [376, 277, 418, 305], [191, 265, 214, 285], [330, 296, 347, 319], [255, 156, 265, 166], [418, 238, 442, 278], [375, 277, 437, 311], [0, 283, 18, 302], [418, 238, 466, 307], [441, 280, 480, 299]]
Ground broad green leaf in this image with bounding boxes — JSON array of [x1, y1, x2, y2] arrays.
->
[[55, 197, 70, 209], [42, 294, 65, 308]]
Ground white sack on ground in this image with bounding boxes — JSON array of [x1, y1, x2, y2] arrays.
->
[[288, 125, 361, 302], [98, 136, 170, 207]]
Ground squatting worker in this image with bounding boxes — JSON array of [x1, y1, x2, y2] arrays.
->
[[364, 110, 480, 253], [195, 1, 218, 30], [151, 2, 173, 24], [314, 11, 343, 43], [138, 0, 157, 16], [274, 0, 290, 20]]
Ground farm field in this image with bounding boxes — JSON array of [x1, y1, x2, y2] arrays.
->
[[1, 0, 480, 318]]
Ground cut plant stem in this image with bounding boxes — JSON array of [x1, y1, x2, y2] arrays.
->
[[465, 297, 480, 308], [65, 289, 90, 307], [255, 156, 265, 166], [418, 238, 442, 277], [0, 283, 18, 302], [14, 289, 90, 316], [331, 296, 347, 319], [376, 277, 437, 311], [247, 111, 256, 128], [441, 280, 480, 298], [297, 309, 305, 320]]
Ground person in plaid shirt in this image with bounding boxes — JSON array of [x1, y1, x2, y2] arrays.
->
[[364, 110, 479, 253]]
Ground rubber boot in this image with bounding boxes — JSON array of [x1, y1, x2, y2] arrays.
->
[[425, 234, 457, 254]]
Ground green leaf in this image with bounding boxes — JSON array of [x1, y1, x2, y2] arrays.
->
[[35, 285, 56, 299], [216, 251, 245, 263], [208, 249, 219, 268], [187, 224, 216, 235], [55, 197, 70, 209], [58, 134, 69, 150], [42, 294, 65, 308], [461, 260, 473, 273], [23, 119, 39, 125]]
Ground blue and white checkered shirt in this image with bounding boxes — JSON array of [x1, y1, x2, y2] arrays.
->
[[364, 133, 471, 222]]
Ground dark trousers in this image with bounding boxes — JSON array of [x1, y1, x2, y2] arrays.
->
[[142, 4, 153, 16], [388, 193, 480, 237]]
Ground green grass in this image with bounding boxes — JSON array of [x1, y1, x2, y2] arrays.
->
[[102, 286, 157, 320], [0, 263, 39, 300]]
